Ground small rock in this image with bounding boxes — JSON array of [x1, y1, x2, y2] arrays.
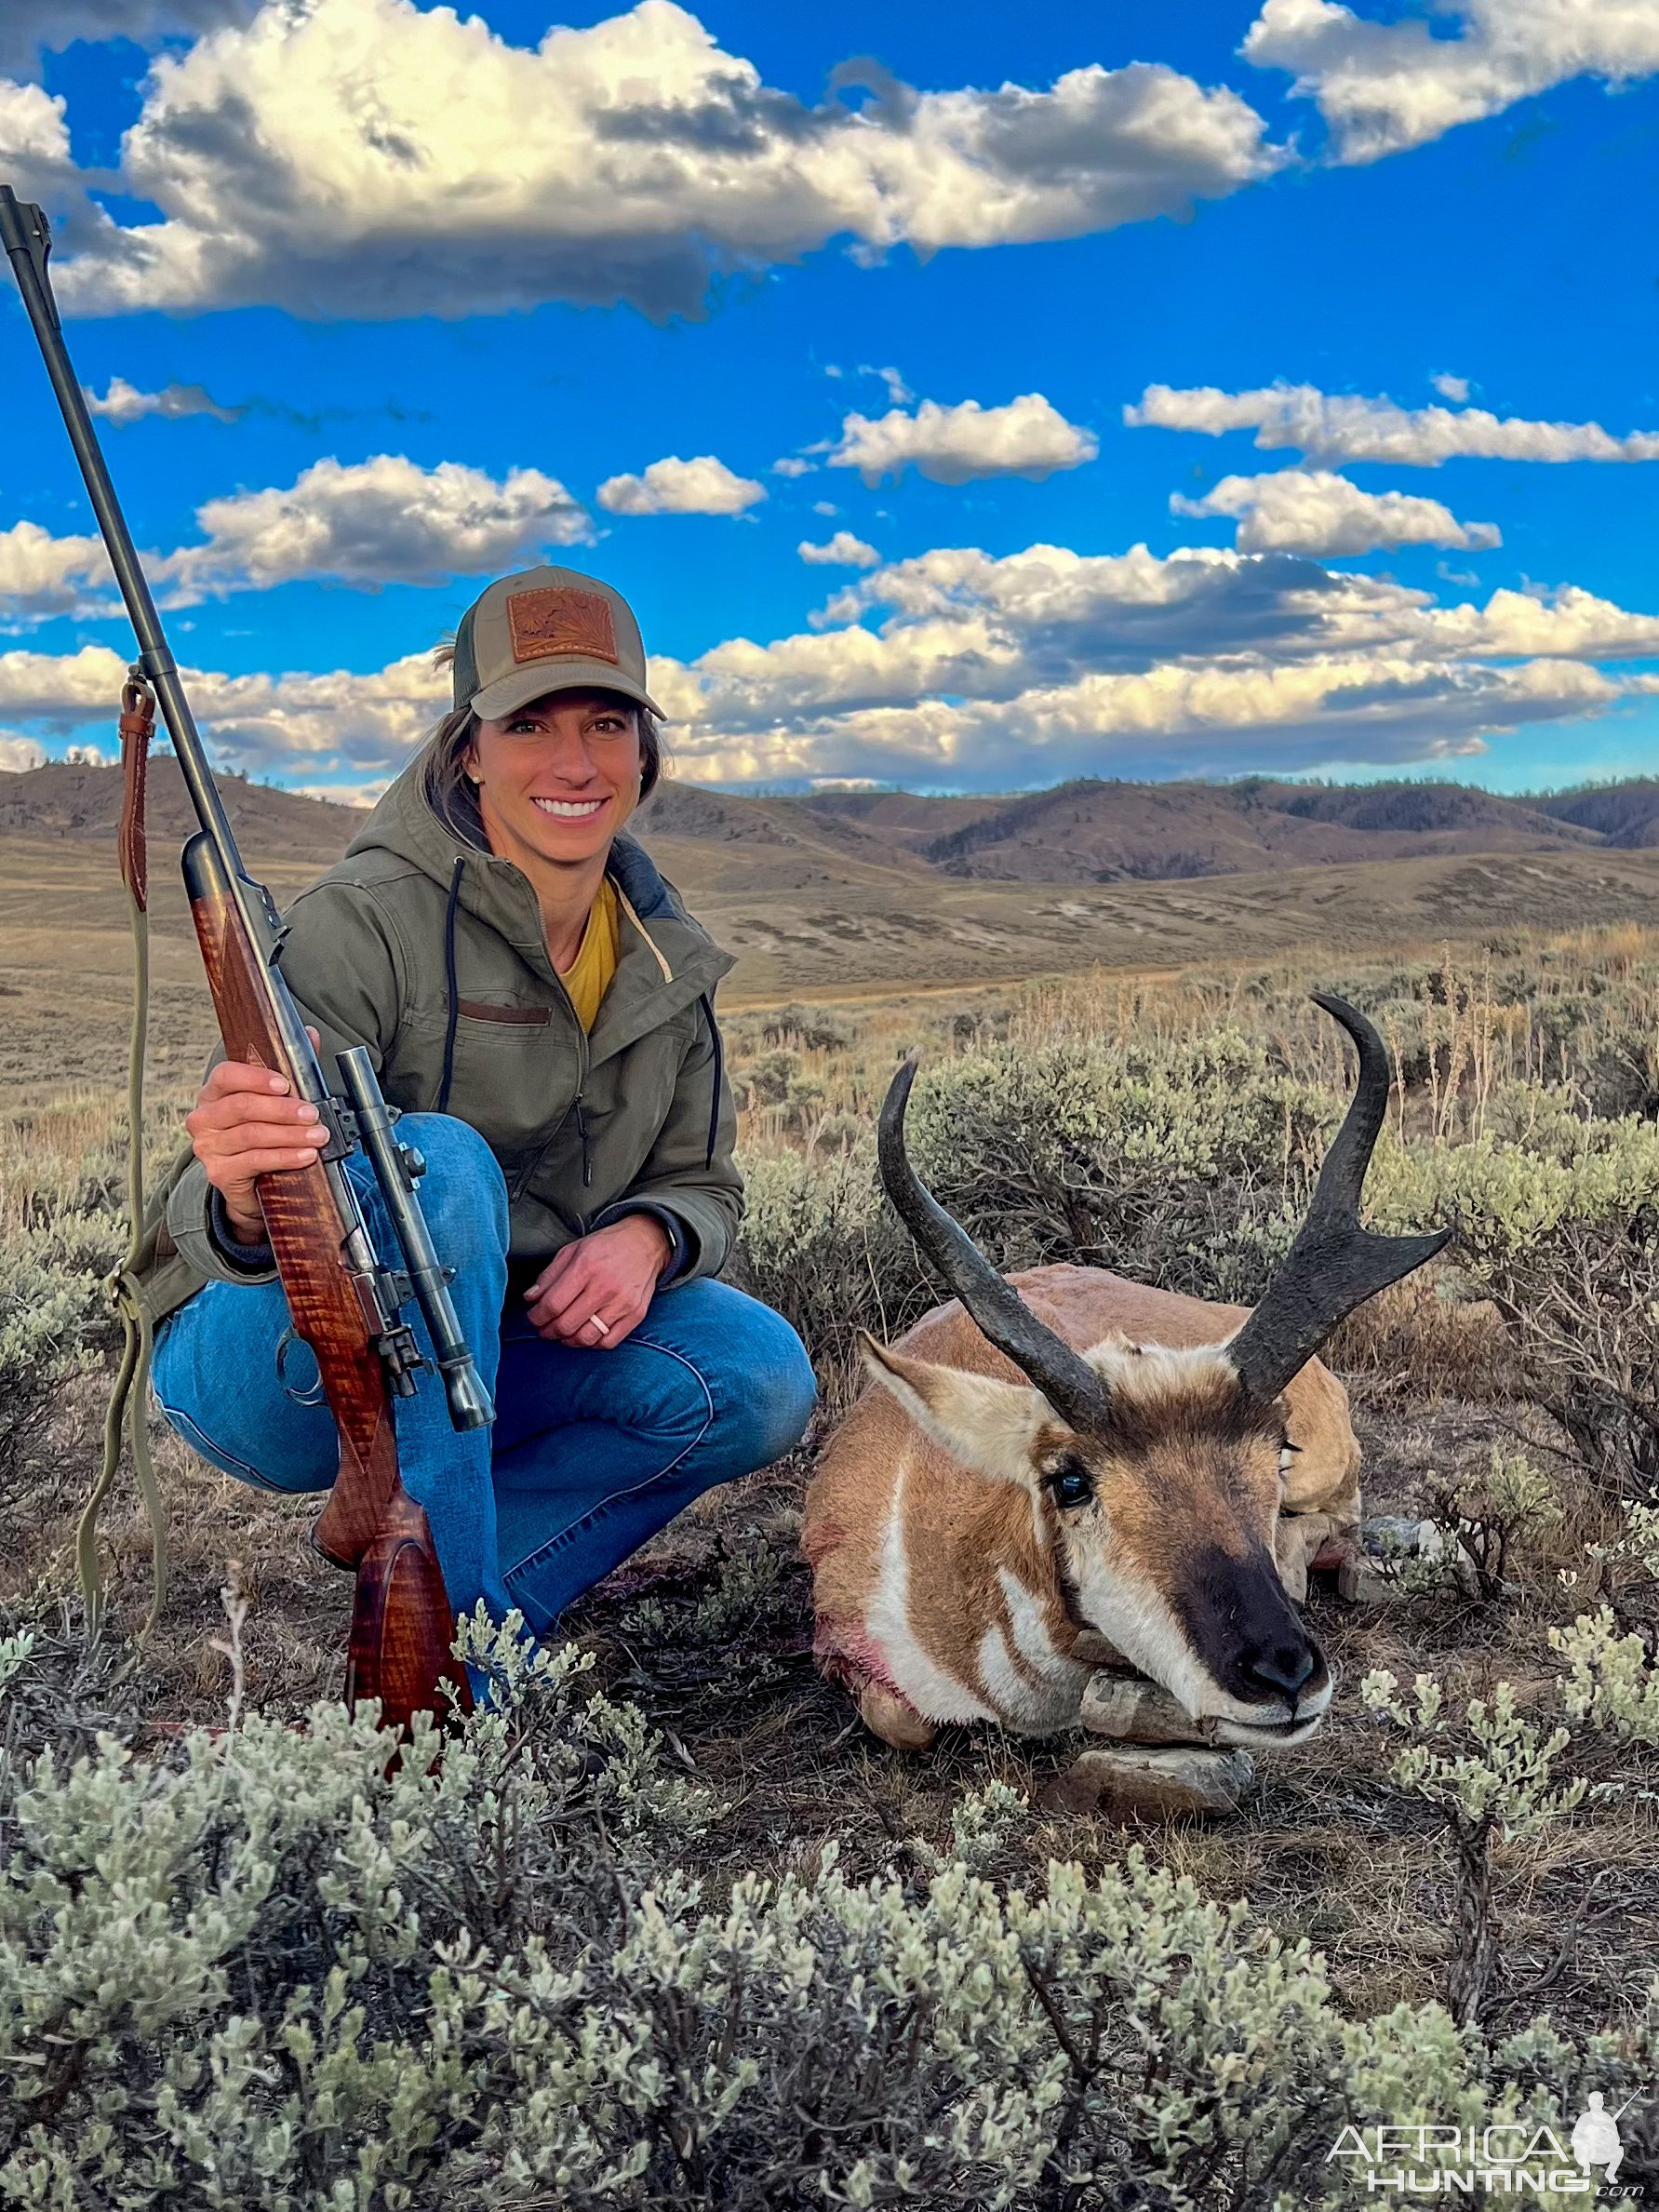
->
[[1363, 1514, 1443, 1560], [1040, 1744, 1254, 1821], [1079, 1672, 1216, 1745], [1337, 1556, 1400, 1604]]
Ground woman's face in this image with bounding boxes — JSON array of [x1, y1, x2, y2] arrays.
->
[[468, 688, 643, 876]]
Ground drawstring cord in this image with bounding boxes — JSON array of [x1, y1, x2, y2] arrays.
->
[[436, 853, 464, 1112], [80, 672, 167, 1642], [700, 989, 722, 1168]]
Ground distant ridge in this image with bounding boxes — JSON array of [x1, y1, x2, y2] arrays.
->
[[815, 776, 1605, 884], [1533, 780, 1659, 849], [4, 762, 1654, 895], [0, 758, 368, 865]]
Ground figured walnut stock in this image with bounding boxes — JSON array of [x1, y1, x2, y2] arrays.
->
[[188, 875, 467, 1732]]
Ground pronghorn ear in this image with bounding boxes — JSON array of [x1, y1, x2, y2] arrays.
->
[[858, 1332, 1048, 1487]]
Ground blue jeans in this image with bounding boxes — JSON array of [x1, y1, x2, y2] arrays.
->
[[151, 1115, 817, 1635]]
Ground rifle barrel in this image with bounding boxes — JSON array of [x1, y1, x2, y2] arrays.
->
[[1, 183, 327, 1103], [0, 186, 244, 874]]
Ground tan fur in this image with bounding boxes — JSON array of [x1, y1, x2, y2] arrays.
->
[[804, 1262, 1361, 1746]]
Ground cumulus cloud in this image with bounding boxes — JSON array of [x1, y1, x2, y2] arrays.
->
[[1242, 0, 1659, 164], [640, 543, 1659, 785], [1432, 372, 1471, 403], [7, 535, 1656, 793], [46, 0, 1284, 320], [86, 376, 243, 425], [828, 393, 1097, 486], [798, 531, 880, 568], [0, 2, 252, 75], [0, 455, 592, 626], [0, 640, 448, 782], [161, 454, 591, 595], [596, 455, 766, 516], [0, 733, 48, 771], [1171, 469, 1502, 556], [0, 519, 115, 625], [0, 76, 78, 198], [1127, 381, 1659, 466]]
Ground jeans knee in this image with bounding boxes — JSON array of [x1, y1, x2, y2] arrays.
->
[[720, 1314, 817, 1471], [391, 1114, 509, 1268]]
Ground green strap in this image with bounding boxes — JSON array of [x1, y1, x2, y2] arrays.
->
[[78, 859, 167, 1638]]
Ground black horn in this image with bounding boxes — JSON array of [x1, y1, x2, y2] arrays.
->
[[877, 1057, 1112, 1433], [1225, 993, 1452, 1404]]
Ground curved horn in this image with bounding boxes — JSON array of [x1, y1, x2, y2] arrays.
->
[[877, 1057, 1112, 1433], [1226, 993, 1452, 1404]]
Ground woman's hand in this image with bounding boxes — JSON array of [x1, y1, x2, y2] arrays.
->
[[184, 1026, 326, 1245], [523, 1215, 672, 1348]]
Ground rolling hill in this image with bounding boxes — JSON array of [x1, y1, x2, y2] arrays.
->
[[1, 761, 1652, 902], [1532, 779, 1659, 849]]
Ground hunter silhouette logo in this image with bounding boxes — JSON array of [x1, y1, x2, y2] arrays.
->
[[1571, 2093, 1633, 2185]]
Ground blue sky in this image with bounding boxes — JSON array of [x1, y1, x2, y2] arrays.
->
[[2, 0, 1658, 797]]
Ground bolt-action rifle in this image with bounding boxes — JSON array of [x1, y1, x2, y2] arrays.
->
[[0, 185, 494, 1732]]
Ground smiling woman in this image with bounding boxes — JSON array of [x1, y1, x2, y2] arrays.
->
[[134, 564, 818, 1641]]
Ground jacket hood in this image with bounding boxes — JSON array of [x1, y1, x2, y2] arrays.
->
[[347, 743, 729, 1012]]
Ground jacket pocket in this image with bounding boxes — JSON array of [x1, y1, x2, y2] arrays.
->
[[456, 999, 552, 1026]]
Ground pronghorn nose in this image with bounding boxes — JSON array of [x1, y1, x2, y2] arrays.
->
[[1240, 1640, 1318, 1700]]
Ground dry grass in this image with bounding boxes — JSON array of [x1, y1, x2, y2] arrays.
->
[[5, 911, 1659, 2048]]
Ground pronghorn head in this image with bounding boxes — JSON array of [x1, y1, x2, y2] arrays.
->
[[867, 993, 1451, 1750]]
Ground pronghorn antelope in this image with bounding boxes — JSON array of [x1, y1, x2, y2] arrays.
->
[[803, 994, 1449, 1754]]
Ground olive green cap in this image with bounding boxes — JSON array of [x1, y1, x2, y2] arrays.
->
[[452, 565, 663, 722]]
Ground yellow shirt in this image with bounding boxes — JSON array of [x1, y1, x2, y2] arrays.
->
[[558, 876, 621, 1032]]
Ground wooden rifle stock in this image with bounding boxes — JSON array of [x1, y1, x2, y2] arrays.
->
[[185, 840, 469, 1730]]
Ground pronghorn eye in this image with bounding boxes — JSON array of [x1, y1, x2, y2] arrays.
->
[[1048, 1459, 1094, 1509]]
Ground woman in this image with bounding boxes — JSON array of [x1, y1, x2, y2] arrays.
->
[[137, 564, 818, 1635]]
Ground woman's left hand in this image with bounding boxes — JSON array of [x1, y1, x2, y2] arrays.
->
[[523, 1215, 673, 1347]]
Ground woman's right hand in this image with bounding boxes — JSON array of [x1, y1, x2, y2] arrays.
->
[[184, 1028, 326, 1245]]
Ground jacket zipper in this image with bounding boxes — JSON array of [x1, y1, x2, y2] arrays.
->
[[506, 975, 592, 1214]]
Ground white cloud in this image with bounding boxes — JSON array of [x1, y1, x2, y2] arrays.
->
[[86, 375, 242, 425], [1171, 469, 1502, 556], [771, 458, 817, 479], [0, 3, 251, 74], [798, 531, 880, 568], [1128, 381, 1659, 466], [828, 393, 1098, 487], [7, 536, 1656, 794], [1432, 373, 1471, 403], [0, 732, 47, 771], [0, 641, 449, 780], [0, 75, 76, 195], [860, 365, 913, 407], [640, 542, 1659, 784], [162, 453, 591, 595], [0, 518, 114, 625], [1242, 0, 1659, 164], [47, 0, 1284, 320], [0, 454, 592, 626], [596, 455, 766, 517]]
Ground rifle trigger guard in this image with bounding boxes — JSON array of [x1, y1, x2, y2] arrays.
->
[[274, 1326, 328, 1407]]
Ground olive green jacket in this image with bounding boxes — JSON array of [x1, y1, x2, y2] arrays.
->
[[135, 751, 740, 1329]]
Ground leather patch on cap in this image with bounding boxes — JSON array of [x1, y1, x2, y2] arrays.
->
[[507, 586, 619, 667]]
